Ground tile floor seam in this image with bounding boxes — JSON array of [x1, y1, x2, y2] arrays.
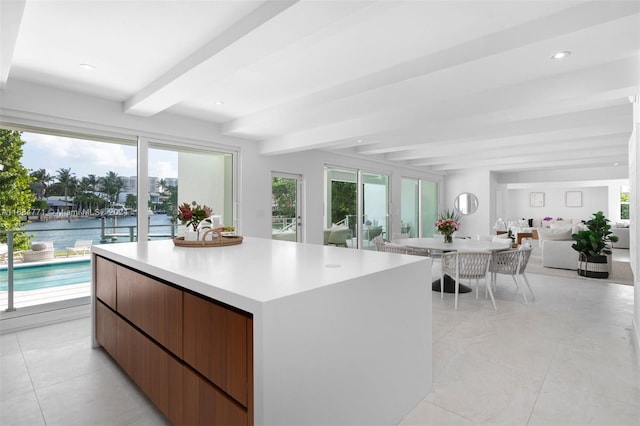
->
[[524, 337, 562, 426], [15, 332, 47, 425]]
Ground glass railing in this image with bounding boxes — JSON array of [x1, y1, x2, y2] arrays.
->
[[1, 215, 177, 312]]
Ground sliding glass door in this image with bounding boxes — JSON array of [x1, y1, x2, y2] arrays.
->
[[421, 180, 438, 237], [361, 172, 389, 250], [400, 178, 419, 238], [324, 167, 389, 250]]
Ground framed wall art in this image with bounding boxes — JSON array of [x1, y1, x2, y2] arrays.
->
[[566, 191, 582, 207], [530, 192, 544, 207]]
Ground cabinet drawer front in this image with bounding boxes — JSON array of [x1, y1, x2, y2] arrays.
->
[[95, 256, 117, 309], [116, 265, 183, 357], [116, 316, 184, 424], [183, 293, 250, 407], [184, 366, 248, 426], [95, 300, 117, 357]]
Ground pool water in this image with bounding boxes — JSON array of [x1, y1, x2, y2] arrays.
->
[[0, 260, 91, 291]]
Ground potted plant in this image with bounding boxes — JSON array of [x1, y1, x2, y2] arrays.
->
[[571, 211, 618, 278]]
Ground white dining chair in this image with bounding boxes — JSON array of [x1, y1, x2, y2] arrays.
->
[[441, 251, 494, 310], [489, 247, 535, 305]]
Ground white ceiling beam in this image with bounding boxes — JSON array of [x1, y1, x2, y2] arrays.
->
[[224, 1, 639, 138], [259, 56, 636, 155], [398, 134, 629, 165], [0, 0, 26, 87], [439, 155, 629, 173], [123, 0, 299, 117], [427, 148, 628, 172]]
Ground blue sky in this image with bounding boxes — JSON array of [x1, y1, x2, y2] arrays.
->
[[20, 132, 178, 179]]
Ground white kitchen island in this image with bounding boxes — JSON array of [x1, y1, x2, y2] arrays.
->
[[91, 237, 432, 425]]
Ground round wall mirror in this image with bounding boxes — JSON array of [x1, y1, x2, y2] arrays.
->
[[454, 192, 479, 215]]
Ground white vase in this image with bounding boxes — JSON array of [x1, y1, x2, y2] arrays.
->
[[184, 230, 199, 241]]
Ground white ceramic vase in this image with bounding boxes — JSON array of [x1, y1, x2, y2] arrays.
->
[[184, 230, 199, 241]]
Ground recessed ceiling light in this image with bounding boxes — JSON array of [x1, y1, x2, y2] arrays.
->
[[551, 51, 571, 60], [614, 162, 619, 166], [357, 139, 363, 143], [215, 101, 224, 105], [80, 63, 96, 71]]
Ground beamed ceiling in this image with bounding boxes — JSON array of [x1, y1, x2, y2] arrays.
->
[[1, 0, 639, 175]]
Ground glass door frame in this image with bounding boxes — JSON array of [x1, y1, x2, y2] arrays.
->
[[271, 171, 303, 243], [324, 165, 390, 250]]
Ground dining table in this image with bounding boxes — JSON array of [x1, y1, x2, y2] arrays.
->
[[393, 237, 511, 293]]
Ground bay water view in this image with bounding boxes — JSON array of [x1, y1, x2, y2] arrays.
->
[[22, 213, 176, 250]]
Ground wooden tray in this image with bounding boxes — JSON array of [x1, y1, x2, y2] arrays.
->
[[173, 235, 243, 247]]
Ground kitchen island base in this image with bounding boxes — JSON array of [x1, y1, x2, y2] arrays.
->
[[92, 238, 432, 425]]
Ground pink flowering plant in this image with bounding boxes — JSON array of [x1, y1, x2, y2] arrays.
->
[[177, 201, 213, 231], [435, 210, 461, 242]]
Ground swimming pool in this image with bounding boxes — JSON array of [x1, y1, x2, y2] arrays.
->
[[0, 259, 91, 291]]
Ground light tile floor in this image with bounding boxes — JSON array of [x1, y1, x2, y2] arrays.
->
[[1, 272, 638, 425]]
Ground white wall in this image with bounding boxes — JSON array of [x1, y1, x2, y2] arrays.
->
[[506, 186, 609, 222], [444, 170, 492, 237], [0, 80, 444, 246]]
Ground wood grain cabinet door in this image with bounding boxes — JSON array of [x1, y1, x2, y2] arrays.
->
[[116, 316, 184, 424], [95, 256, 117, 309], [183, 366, 248, 426], [116, 265, 183, 357], [183, 293, 251, 407], [95, 300, 117, 357]]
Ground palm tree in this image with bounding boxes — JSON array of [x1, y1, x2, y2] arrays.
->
[[86, 174, 99, 192], [29, 168, 53, 199], [100, 171, 126, 205], [157, 178, 167, 195], [56, 167, 77, 208]]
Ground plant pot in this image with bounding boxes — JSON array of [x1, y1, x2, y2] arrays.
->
[[577, 253, 609, 278]]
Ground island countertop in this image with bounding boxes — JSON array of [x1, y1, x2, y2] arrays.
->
[[92, 237, 432, 425], [91, 237, 427, 314]]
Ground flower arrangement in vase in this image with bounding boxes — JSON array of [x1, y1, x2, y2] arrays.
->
[[177, 201, 213, 240], [435, 210, 461, 243]]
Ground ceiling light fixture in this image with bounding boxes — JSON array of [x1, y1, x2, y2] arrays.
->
[[215, 101, 224, 105], [80, 63, 96, 71], [551, 51, 571, 60], [357, 139, 363, 143], [614, 162, 619, 166]]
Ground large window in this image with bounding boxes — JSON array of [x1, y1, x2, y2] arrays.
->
[[324, 167, 389, 250], [148, 144, 234, 238], [1, 129, 137, 311], [1, 129, 236, 314]]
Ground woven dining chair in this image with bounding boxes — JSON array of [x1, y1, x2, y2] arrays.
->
[[441, 251, 494, 310], [489, 247, 535, 305], [372, 236, 386, 252], [382, 242, 408, 254]]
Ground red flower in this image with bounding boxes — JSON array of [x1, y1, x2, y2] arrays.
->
[[177, 201, 213, 231]]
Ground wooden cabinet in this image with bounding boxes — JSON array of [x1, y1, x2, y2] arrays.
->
[[95, 256, 117, 309], [183, 293, 250, 407], [183, 365, 248, 426], [117, 315, 184, 424], [95, 300, 117, 357], [117, 266, 183, 357], [93, 255, 253, 425]]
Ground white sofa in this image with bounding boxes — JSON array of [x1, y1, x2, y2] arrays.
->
[[538, 227, 576, 269], [611, 227, 629, 249], [542, 240, 578, 269]]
